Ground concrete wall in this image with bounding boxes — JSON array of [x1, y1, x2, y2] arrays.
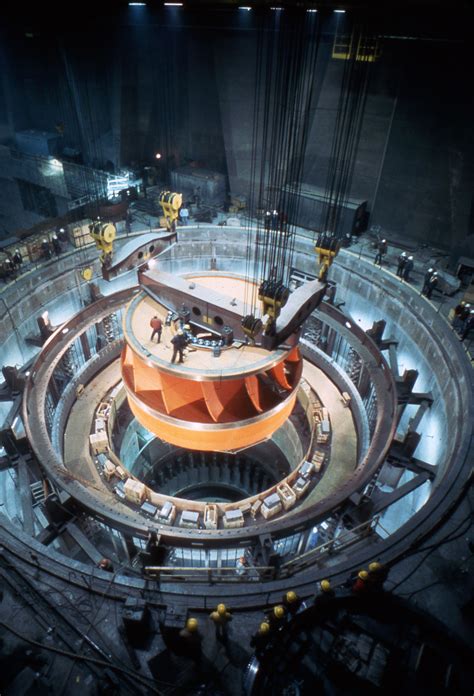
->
[[0, 15, 472, 246]]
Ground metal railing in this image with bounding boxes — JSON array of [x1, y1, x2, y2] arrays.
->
[[279, 516, 380, 577], [143, 565, 276, 582]]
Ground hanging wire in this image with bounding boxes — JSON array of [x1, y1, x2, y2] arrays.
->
[[243, 7, 323, 317], [320, 20, 374, 241]]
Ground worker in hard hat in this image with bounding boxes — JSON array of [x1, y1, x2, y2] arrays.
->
[[396, 251, 407, 278], [374, 238, 388, 266], [171, 328, 188, 364], [179, 617, 202, 661], [209, 603, 233, 642], [352, 569, 370, 594], [282, 590, 302, 617], [250, 621, 271, 656], [367, 561, 389, 591], [314, 578, 335, 605], [266, 604, 286, 630]]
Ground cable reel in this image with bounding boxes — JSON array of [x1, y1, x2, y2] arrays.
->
[[159, 191, 182, 231], [89, 221, 116, 266], [258, 280, 290, 333], [242, 315, 263, 342], [314, 233, 340, 282]]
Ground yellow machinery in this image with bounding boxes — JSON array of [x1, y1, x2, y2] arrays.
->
[[258, 280, 290, 334], [315, 233, 340, 282], [159, 191, 182, 231], [89, 220, 117, 266]]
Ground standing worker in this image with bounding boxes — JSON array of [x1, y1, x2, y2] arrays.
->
[[403, 255, 414, 282], [282, 591, 302, 617], [41, 238, 51, 260], [374, 238, 388, 266], [171, 329, 187, 364], [209, 603, 232, 643], [425, 271, 438, 299], [52, 234, 62, 257], [460, 309, 474, 341], [314, 579, 335, 606], [422, 267, 435, 294], [179, 618, 202, 662], [396, 252, 407, 277], [179, 205, 189, 226], [367, 561, 389, 591], [150, 315, 162, 343], [266, 604, 286, 631], [352, 570, 370, 594], [12, 249, 23, 269], [250, 621, 271, 658]]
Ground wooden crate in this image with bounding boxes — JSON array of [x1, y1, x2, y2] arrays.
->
[[70, 221, 94, 248], [124, 478, 146, 504]]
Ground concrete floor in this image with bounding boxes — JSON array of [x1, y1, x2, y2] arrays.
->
[[63, 360, 122, 487], [302, 361, 357, 505]]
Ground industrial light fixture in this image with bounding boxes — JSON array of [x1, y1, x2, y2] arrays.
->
[[307, 8, 318, 12], [239, 6, 252, 10], [334, 9, 346, 13], [270, 6, 284, 10], [164, 2, 183, 5], [128, 2, 146, 5]]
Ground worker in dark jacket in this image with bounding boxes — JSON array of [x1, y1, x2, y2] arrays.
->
[[374, 239, 388, 266], [396, 252, 407, 277], [402, 255, 414, 281], [460, 310, 474, 341], [171, 329, 187, 363], [367, 561, 389, 591], [250, 621, 271, 657], [425, 271, 438, 299], [282, 590, 302, 617], [422, 267, 435, 295], [13, 249, 23, 268], [266, 604, 286, 630]]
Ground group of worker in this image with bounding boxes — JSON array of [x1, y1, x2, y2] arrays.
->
[[161, 562, 390, 667], [250, 561, 389, 659], [453, 301, 474, 341], [149, 314, 190, 363], [395, 251, 415, 281], [375, 241, 415, 282], [43, 234, 64, 259], [170, 603, 233, 663], [378, 242, 447, 296]]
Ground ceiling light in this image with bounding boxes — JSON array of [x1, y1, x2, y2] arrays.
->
[[307, 8, 318, 12], [239, 6, 252, 10], [164, 2, 183, 5], [271, 6, 284, 10], [128, 2, 146, 5], [334, 9, 346, 13]]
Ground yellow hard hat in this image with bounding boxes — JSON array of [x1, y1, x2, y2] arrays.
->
[[368, 562, 381, 573], [259, 621, 270, 634], [285, 591, 298, 603], [273, 605, 285, 619], [217, 603, 227, 615], [320, 579, 331, 592], [186, 618, 198, 632], [358, 570, 369, 581]]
